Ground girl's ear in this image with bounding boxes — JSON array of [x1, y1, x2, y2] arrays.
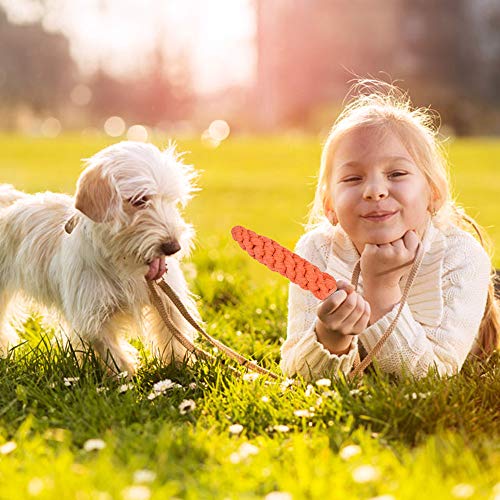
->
[[323, 199, 339, 226], [428, 187, 444, 214], [323, 199, 338, 225], [326, 210, 338, 225]]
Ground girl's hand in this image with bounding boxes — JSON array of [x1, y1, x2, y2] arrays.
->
[[316, 280, 371, 336], [360, 230, 420, 288]]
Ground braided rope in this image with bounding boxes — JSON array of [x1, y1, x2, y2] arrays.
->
[[148, 279, 278, 379], [231, 226, 337, 300]]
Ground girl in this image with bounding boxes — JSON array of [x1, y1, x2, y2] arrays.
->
[[281, 80, 499, 380]]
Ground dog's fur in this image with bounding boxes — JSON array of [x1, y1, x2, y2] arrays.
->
[[0, 141, 201, 375]]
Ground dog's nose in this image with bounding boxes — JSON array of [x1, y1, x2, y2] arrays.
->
[[160, 240, 181, 256]]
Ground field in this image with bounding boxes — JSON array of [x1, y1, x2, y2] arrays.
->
[[0, 134, 499, 499]]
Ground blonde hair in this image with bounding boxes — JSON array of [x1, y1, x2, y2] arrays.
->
[[307, 79, 499, 358]]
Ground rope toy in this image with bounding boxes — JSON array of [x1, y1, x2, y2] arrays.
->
[[231, 225, 337, 300]]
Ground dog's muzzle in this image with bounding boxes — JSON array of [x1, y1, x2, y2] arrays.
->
[[145, 240, 181, 281], [160, 240, 181, 256]]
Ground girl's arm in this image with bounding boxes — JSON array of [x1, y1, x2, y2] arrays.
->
[[358, 232, 491, 377], [281, 232, 359, 379]]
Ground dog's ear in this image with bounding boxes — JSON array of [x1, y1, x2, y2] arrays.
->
[[74, 164, 119, 223]]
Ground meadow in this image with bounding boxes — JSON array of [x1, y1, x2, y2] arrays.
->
[[0, 134, 499, 499]]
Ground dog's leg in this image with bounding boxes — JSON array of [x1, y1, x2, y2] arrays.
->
[[0, 290, 19, 356], [66, 313, 140, 377], [89, 322, 140, 377]]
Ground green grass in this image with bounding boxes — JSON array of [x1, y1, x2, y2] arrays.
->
[[0, 134, 499, 499]]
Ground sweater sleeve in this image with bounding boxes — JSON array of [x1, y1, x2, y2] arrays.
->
[[358, 232, 492, 378], [280, 232, 359, 379]]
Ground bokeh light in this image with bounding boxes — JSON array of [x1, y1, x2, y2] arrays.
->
[[208, 119, 230, 141], [201, 119, 231, 148], [40, 117, 61, 138], [201, 129, 220, 148], [104, 116, 126, 137], [70, 84, 92, 106], [127, 124, 148, 142]]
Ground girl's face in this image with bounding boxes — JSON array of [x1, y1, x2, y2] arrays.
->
[[329, 126, 432, 254]]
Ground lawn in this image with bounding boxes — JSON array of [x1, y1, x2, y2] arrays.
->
[[0, 134, 499, 499]]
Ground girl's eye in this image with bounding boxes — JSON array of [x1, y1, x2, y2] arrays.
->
[[389, 171, 407, 178], [343, 177, 361, 182], [128, 196, 149, 208]]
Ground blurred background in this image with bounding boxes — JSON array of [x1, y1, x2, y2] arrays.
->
[[0, 0, 499, 273], [1, 0, 500, 138]]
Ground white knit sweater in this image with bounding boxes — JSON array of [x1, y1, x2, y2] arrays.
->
[[281, 218, 492, 380]]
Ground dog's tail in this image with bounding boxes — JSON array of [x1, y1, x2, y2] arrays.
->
[[0, 184, 27, 209]]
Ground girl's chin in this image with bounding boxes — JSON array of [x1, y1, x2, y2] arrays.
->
[[362, 228, 405, 244]]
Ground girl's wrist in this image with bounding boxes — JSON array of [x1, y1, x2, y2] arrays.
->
[[362, 274, 400, 290], [314, 320, 353, 355], [363, 283, 402, 323]]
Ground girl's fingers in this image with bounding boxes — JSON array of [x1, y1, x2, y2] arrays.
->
[[330, 290, 358, 323], [336, 279, 355, 294], [317, 289, 347, 321], [351, 300, 371, 333], [390, 238, 405, 251], [340, 295, 367, 332], [403, 229, 419, 252]]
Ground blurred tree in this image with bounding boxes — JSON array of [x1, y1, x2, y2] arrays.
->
[[130, 44, 193, 125], [254, 0, 500, 134], [87, 44, 194, 126], [255, 0, 402, 129], [0, 6, 76, 116], [398, 0, 483, 134]]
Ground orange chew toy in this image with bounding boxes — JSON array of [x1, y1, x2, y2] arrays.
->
[[231, 226, 337, 300]]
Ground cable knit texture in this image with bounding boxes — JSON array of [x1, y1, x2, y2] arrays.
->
[[280, 218, 492, 380]]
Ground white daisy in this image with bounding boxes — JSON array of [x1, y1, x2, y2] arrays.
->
[[293, 409, 313, 418], [352, 465, 380, 483], [316, 378, 332, 388], [118, 383, 134, 394], [0, 441, 17, 455], [122, 485, 151, 500], [178, 399, 196, 415], [273, 425, 290, 433], [339, 444, 361, 460], [451, 483, 475, 498], [228, 424, 244, 435], [83, 439, 106, 452], [63, 377, 80, 387], [133, 469, 156, 484]]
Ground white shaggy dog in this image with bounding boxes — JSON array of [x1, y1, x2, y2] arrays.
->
[[0, 141, 200, 375]]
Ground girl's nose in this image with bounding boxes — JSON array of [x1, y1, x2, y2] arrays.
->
[[363, 179, 388, 200]]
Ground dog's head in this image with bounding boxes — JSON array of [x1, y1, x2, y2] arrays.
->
[[71, 141, 198, 278]]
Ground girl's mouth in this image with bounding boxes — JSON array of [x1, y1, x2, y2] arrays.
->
[[362, 212, 397, 222]]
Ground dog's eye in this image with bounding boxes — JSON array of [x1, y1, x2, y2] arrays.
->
[[128, 196, 149, 208]]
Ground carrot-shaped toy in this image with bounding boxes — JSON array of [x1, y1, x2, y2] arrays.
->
[[231, 226, 338, 300]]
